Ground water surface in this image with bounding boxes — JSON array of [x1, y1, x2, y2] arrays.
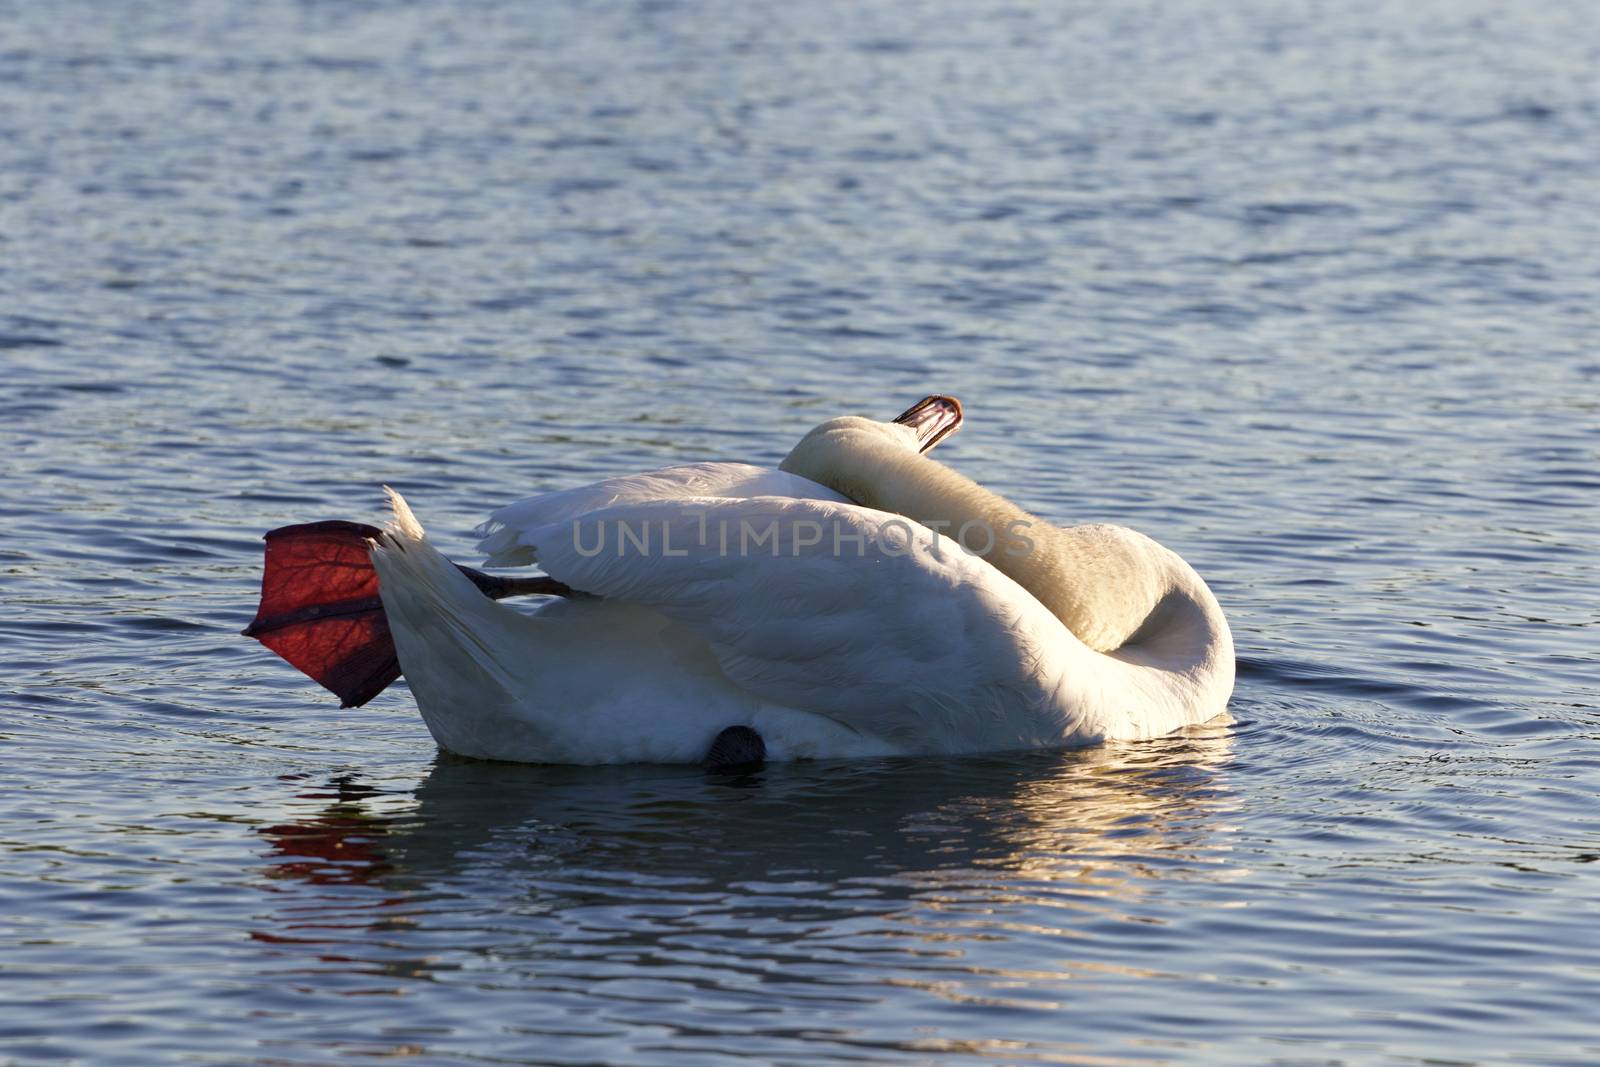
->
[[3, 0, 1598, 1063]]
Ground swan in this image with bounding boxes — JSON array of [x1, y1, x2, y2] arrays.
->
[[243, 396, 1233, 765]]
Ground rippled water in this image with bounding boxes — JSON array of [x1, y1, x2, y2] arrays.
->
[[4, 0, 1599, 1062]]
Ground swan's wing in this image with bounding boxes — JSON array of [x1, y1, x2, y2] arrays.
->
[[475, 462, 847, 567], [524, 496, 1077, 750]]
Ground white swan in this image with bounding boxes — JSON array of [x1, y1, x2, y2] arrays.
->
[[244, 396, 1233, 764]]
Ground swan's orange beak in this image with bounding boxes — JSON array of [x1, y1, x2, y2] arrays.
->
[[892, 395, 963, 453]]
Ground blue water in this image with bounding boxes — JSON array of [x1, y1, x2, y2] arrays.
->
[[3, 0, 1598, 1062]]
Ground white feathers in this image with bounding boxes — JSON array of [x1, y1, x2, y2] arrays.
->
[[475, 463, 848, 568], [382, 484, 426, 542], [523, 494, 1087, 751], [369, 428, 1234, 765]]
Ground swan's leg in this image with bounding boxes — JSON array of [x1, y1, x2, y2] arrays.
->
[[243, 521, 575, 707], [703, 725, 766, 770]]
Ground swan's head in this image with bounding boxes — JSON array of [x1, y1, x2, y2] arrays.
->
[[780, 395, 962, 503]]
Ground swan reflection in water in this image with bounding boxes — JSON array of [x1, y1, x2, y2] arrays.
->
[[253, 723, 1241, 998]]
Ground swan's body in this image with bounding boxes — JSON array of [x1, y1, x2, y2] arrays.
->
[[357, 405, 1234, 764]]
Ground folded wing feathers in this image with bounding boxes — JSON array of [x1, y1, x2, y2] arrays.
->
[[473, 463, 847, 568], [521, 495, 1066, 742]]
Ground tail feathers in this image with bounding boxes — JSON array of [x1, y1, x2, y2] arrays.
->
[[383, 484, 426, 541], [370, 489, 525, 700]]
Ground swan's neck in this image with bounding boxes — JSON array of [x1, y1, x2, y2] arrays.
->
[[783, 440, 1195, 654]]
